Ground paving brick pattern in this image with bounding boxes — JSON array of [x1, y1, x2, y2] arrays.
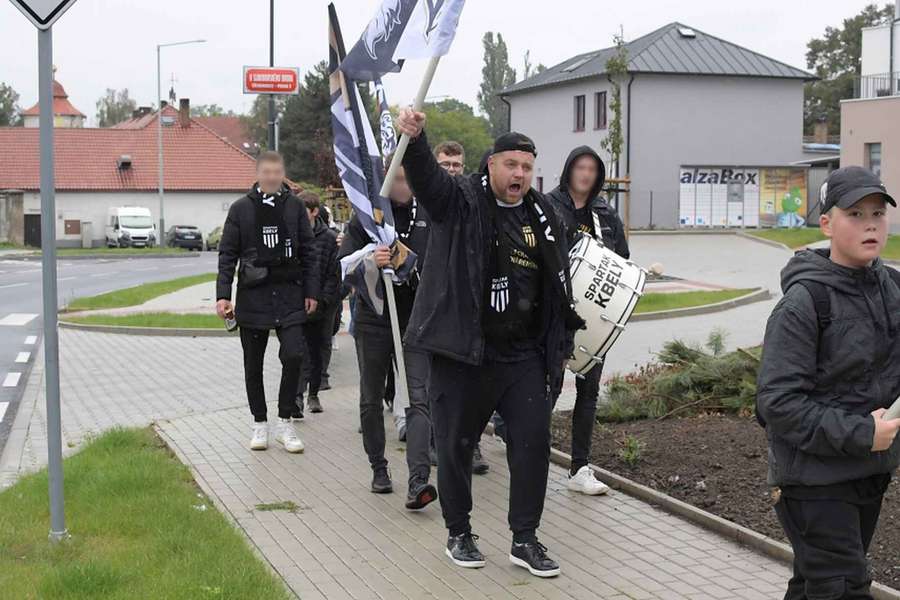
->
[[2, 328, 791, 598]]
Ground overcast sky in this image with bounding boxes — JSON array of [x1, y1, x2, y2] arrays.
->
[[0, 0, 886, 125]]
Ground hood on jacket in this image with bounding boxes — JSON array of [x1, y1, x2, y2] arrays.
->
[[558, 146, 606, 201], [312, 214, 328, 236], [782, 248, 894, 332]]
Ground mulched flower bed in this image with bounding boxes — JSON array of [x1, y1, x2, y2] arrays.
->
[[551, 411, 900, 589]]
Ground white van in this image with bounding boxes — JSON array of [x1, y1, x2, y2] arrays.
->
[[106, 207, 157, 248]]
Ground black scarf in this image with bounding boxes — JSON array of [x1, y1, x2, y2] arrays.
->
[[253, 184, 293, 267]]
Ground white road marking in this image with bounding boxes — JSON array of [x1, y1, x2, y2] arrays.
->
[[24, 336, 37, 345], [90, 272, 114, 278], [135, 267, 159, 272], [15, 352, 30, 363], [58, 276, 75, 282], [0, 313, 38, 326], [2, 373, 20, 387], [0, 402, 8, 422], [0, 283, 28, 290]]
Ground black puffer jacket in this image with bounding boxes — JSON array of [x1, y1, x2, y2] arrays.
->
[[401, 131, 577, 395], [546, 146, 629, 258], [309, 215, 340, 318], [216, 184, 319, 329], [757, 249, 900, 487], [338, 199, 431, 333]]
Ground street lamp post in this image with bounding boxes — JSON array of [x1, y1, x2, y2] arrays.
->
[[157, 39, 206, 247], [268, 0, 276, 150]]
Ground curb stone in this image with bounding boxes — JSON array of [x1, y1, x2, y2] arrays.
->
[[630, 287, 771, 321], [3, 252, 201, 262]]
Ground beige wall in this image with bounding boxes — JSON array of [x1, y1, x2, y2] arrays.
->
[[841, 96, 900, 232]]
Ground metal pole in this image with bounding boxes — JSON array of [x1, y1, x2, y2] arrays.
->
[[157, 44, 166, 247], [382, 270, 410, 414], [38, 26, 67, 543], [267, 0, 276, 150]]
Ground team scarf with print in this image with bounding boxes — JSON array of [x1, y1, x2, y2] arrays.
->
[[481, 175, 573, 325], [253, 184, 293, 267]]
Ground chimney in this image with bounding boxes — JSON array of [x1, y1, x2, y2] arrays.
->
[[179, 98, 190, 128], [813, 119, 828, 145]]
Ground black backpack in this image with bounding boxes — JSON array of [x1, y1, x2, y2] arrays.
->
[[755, 266, 900, 427]]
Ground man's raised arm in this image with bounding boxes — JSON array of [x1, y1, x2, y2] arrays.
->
[[396, 109, 462, 223]]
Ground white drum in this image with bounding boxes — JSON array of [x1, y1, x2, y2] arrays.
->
[[568, 235, 646, 376]]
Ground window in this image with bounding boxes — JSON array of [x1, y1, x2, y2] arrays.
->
[[574, 95, 586, 132], [594, 91, 607, 130], [866, 143, 882, 177]]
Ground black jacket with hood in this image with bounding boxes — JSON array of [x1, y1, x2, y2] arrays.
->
[[216, 184, 319, 330], [401, 131, 580, 396], [756, 248, 900, 487], [338, 198, 431, 334], [309, 214, 341, 318], [546, 146, 629, 258]]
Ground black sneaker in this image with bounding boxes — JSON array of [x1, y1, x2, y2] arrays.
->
[[291, 410, 304, 421], [320, 377, 331, 391], [371, 468, 393, 494], [405, 477, 437, 510], [445, 532, 485, 568], [472, 444, 489, 475], [308, 395, 323, 413], [509, 540, 560, 578]]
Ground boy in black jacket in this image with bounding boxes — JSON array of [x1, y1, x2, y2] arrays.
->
[[297, 191, 340, 415], [546, 146, 628, 496], [757, 166, 900, 600]]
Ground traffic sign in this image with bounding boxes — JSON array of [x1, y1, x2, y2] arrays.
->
[[243, 66, 301, 95], [9, 0, 78, 30]]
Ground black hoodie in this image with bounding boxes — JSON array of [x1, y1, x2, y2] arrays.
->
[[545, 146, 629, 259], [756, 248, 900, 488]]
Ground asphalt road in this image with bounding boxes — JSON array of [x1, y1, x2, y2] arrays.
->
[[0, 252, 218, 456]]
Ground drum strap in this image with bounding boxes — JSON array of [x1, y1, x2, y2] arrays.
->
[[591, 210, 604, 244]]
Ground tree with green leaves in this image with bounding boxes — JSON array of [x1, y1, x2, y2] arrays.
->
[[95, 88, 137, 127], [278, 60, 375, 186], [601, 32, 628, 177], [240, 94, 284, 151], [477, 32, 517, 138], [804, 3, 895, 134], [522, 50, 547, 80], [191, 104, 236, 118], [0, 82, 21, 126], [422, 98, 493, 173]]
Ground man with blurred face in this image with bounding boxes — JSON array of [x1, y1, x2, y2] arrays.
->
[[216, 151, 319, 455], [394, 108, 584, 578], [338, 161, 437, 511], [435, 141, 466, 177]]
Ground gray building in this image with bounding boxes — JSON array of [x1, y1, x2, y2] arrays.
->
[[501, 22, 816, 229]]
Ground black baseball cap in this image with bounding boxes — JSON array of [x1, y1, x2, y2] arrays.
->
[[492, 132, 537, 157], [820, 166, 895, 213]]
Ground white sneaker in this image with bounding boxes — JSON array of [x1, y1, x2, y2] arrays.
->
[[567, 466, 609, 496], [275, 418, 304, 453], [250, 422, 268, 451]]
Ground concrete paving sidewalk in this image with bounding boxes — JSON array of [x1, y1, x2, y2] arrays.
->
[[2, 328, 790, 599]]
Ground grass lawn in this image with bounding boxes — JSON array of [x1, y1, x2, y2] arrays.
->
[[635, 288, 757, 314], [745, 228, 826, 249], [65, 273, 216, 311], [0, 428, 290, 600], [64, 312, 224, 329]]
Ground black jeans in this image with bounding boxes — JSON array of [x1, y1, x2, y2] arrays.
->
[[430, 353, 550, 539], [299, 303, 339, 400], [775, 492, 884, 600], [240, 325, 306, 422], [354, 326, 431, 481], [569, 361, 603, 472]]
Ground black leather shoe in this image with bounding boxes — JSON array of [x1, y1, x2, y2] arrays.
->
[[509, 539, 560, 578], [405, 478, 437, 510], [472, 444, 489, 475], [445, 532, 485, 568], [371, 468, 393, 494]]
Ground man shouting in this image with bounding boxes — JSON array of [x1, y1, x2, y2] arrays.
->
[[396, 108, 583, 578]]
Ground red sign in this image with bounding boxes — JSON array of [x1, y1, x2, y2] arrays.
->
[[243, 66, 301, 95]]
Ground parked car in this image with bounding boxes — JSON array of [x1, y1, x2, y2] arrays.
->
[[106, 206, 157, 248], [166, 225, 203, 250], [206, 226, 223, 252]]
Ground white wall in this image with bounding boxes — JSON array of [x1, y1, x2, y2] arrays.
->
[[862, 24, 892, 76], [22, 190, 243, 246]]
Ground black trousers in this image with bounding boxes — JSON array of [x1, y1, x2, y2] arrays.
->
[[775, 493, 884, 600], [354, 326, 431, 481], [240, 325, 306, 422], [299, 303, 339, 400], [430, 353, 550, 539], [551, 361, 603, 473]]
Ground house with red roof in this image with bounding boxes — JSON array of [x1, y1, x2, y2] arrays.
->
[[21, 73, 86, 129], [0, 93, 257, 248]]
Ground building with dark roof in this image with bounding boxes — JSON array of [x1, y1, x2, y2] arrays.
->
[[500, 22, 818, 229], [0, 97, 256, 247]]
